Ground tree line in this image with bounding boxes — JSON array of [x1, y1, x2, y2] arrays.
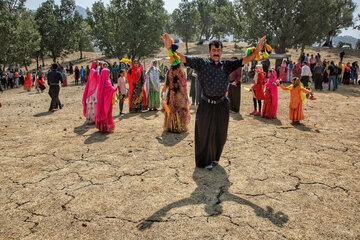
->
[[0, 0, 357, 70]]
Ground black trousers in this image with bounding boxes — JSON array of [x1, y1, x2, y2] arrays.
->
[[195, 97, 229, 168], [228, 83, 241, 112], [48, 85, 62, 111]]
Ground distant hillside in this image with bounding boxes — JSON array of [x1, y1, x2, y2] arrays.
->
[[332, 35, 358, 48], [75, 6, 87, 18]]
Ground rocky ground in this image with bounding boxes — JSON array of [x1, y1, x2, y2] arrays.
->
[[0, 78, 359, 239]]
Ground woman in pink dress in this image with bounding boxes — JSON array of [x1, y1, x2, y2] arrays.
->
[[280, 60, 287, 82], [262, 69, 278, 119], [95, 68, 117, 132], [82, 61, 99, 123]]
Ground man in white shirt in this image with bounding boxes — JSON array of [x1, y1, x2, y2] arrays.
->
[[301, 61, 312, 97]]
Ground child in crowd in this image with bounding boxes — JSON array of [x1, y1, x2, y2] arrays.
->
[[262, 69, 278, 119], [250, 65, 266, 116], [117, 70, 127, 115], [279, 77, 313, 124]]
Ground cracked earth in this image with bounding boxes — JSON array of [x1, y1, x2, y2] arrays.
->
[[1, 83, 359, 239]]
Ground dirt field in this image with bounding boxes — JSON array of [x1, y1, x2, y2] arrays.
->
[[1, 72, 360, 239]]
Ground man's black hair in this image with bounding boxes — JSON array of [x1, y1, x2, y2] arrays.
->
[[51, 63, 58, 70], [209, 40, 223, 50], [120, 69, 124, 74]]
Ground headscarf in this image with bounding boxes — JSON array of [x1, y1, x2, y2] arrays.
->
[[129, 63, 141, 84], [146, 60, 160, 93], [96, 68, 117, 122], [266, 69, 277, 89], [82, 61, 99, 117]]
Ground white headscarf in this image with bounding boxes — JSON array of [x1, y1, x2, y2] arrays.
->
[[146, 60, 160, 93]]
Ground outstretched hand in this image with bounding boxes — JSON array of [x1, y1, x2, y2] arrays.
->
[[161, 33, 172, 50], [255, 36, 266, 53]]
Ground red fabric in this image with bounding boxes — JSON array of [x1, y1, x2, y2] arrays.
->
[[82, 61, 98, 117], [14, 72, 19, 78], [95, 68, 117, 132], [229, 67, 242, 83], [24, 72, 32, 90], [253, 69, 265, 100], [126, 64, 143, 108]]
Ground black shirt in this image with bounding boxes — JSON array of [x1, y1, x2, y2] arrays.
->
[[185, 57, 243, 97], [47, 70, 63, 86]]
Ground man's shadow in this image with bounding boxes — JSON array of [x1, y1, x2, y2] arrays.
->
[[137, 166, 288, 230], [156, 131, 189, 147]]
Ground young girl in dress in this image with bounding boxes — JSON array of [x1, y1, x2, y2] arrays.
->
[[262, 69, 278, 119], [279, 77, 313, 124], [250, 65, 266, 116]]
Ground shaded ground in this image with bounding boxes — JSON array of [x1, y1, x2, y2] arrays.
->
[[0, 81, 359, 239]]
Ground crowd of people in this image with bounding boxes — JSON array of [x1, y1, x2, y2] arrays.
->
[[277, 52, 360, 92], [1, 37, 359, 170]]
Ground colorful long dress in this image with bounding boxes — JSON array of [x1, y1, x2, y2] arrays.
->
[[127, 65, 145, 113], [96, 68, 117, 132], [262, 71, 278, 119], [82, 61, 99, 123], [280, 84, 311, 122], [146, 61, 161, 109], [163, 64, 191, 133], [23, 72, 32, 91], [280, 62, 287, 82]]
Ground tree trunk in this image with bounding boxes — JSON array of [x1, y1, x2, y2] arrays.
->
[[36, 55, 39, 69], [275, 38, 286, 70], [185, 41, 189, 54], [299, 44, 305, 61], [80, 44, 83, 59], [41, 55, 45, 67]]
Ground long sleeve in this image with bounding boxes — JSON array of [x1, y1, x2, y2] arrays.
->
[[279, 84, 291, 91], [301, 87, 311, 94]]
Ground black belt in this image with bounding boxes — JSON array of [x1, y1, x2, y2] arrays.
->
[[201, 94, 226, 104]]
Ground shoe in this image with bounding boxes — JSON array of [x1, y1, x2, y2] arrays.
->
[[205, 165, 213, 171], [255, 111, 261, 116], [250, 111, 256, 115], [212, 161, 219, 166]]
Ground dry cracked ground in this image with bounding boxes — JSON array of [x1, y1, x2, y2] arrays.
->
[[0, 82, 359, 240]]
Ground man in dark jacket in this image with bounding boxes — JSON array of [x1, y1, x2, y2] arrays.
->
[[48, 63, 64, 111]]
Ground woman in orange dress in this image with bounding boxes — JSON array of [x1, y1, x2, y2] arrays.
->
[[279, 77, 313, 124]]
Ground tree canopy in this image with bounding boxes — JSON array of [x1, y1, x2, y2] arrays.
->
[[87, 0, 168, 61]]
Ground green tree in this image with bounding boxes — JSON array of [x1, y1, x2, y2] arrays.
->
[[0, 1, 40, 70], [172, 0, 200, 54], [87, 0, 167, 61], [195, 0, 214, 40], [234, 0, 355, 66], [71, 12, 94, 59], [35, 0, 76, 62], [14, 11, 41, 70], [322, 0, 356, 46]]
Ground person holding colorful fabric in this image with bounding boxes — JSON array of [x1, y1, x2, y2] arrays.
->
[[95, 68, 117, 132], [146, 60, 161, 110], [162, 56, 190, 133], [82, 61, 99, 124], [23, 71, 32, 91], [126, 60, 145, 113], [162, 33, 265, 170], [250, 65, 265, 116], [262, 69, 278, 119], [279, 77, 313, 124]]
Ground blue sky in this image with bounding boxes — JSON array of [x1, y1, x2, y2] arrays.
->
[[25, 0, 359, 38]]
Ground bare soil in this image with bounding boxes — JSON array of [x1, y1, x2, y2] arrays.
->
[[1, 45, 359, 239]]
